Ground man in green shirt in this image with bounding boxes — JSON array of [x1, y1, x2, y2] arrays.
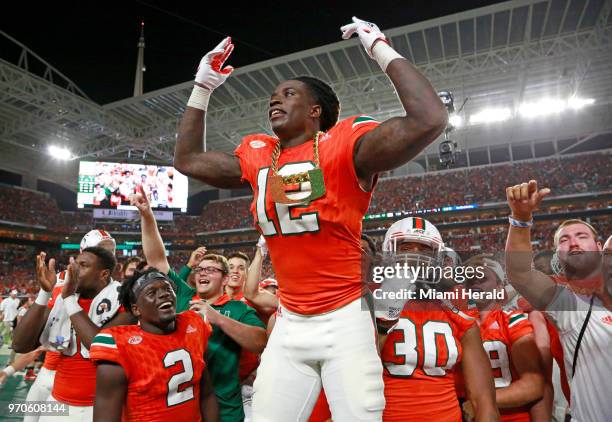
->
[[190, 254, 267, 422], [131, 188, 267, 421]]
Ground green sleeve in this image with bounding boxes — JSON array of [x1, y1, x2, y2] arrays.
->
[[167, 268, 195, 298], [238, 304, 266, 329], [177, 265, 192, 281]]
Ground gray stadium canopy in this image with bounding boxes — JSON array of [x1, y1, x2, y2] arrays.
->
[[1, 0, 611, 192]]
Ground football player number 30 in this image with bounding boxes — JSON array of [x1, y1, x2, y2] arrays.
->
[[256, 164, 320, 236], [385, 319, 459, 377], [164, 349, 194, 406]]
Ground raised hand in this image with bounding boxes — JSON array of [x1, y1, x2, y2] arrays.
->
[[189, 299, 221, 325], [340, 16, 388, 58], [62, 257, 78, 299], [256, 235, 268, 258], [506, 180, 551, 221], [35, 252, 57, 292], [188, 246, 208, 268], [129, 185, 151, 215], [195, 37, 235, 91]]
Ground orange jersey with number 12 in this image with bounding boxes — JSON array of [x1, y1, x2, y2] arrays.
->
[[235, 116, 379, 315]]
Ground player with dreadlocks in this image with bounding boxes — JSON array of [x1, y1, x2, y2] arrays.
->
[[90, 269, 218, 421], [174, 16, 447, 421]]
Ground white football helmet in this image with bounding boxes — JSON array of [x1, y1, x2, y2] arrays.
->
[[80, 229, 116, 253], [441, 246, 461, 267], [383, 217, 444, 283]]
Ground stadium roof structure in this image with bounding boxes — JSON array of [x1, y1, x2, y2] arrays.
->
[[1, 0, 611, 192]]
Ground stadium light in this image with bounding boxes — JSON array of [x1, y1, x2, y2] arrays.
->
[[48, 145, 72, 160], [519, 99, 566, 118], [568, 97, 595, 110], [469, 108, 512, 125], [449, 114, 463, 128], [518, 97, 595, 118]]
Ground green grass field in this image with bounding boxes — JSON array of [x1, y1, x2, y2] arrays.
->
[[0, 346, 35, 421]]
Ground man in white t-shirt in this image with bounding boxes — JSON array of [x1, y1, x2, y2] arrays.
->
[[504, 180, 611, 422], [0, 290, 20, 345]]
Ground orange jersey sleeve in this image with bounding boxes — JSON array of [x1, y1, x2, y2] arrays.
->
[[381, 301, 475, 422], [91, 311, 212, 422], [235, 116, 379, 314]]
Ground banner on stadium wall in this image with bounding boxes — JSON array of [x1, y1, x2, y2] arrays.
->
[[363, 203, 478, 220], [93, 208, 174, 221]]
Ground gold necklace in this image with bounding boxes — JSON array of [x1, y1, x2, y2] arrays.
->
[[270, 132, 322, 185]]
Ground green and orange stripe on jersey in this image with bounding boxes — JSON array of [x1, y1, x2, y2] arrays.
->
[[91, 333, 117, 349], [352, 115, 378, 128]]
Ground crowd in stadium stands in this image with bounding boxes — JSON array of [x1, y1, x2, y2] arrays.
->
[[61, 210, 93, 231], [0, 153, 609, 235], [0, 186, 65, 229], [0, 152, 609, 291], [369, 153, 611, 214], [2, 215, 609, 291]]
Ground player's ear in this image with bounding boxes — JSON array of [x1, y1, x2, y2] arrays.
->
[[131, 304, 141, 318], [100, 268, 111, 282], [309, 104, 322, 120]]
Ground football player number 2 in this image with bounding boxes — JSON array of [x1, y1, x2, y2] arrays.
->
[[385, 319, 459, 377], [256, 164, 320, 236], [164, 349, 194, 406]]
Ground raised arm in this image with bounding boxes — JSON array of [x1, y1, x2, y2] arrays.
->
[[505, 180, 557, 309], [130, 186, 170, 274], [340, 17, 447, 185], [174, 37, 245, 189], [244, 238, 278, 315]]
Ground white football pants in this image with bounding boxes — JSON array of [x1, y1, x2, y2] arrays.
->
[[24, 367, 56, 422], [252, 297, 385, 422]]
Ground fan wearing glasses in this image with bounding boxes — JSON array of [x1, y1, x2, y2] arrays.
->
[[90, 269, 218, 422], [189, 254, 267, 422]]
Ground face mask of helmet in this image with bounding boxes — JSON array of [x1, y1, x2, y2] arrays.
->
[[384, 237, 443, 284]]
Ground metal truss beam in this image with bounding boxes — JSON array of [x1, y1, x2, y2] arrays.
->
[[131, 23, 612, 157]]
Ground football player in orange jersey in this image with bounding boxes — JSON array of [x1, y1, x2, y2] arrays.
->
[[463, 256, 544, 422], [378, 217, 499, 422], [21, 229, 118, 422], [14, 246, 132, 422], [91, 269, 218, 422], [174, 15, 447, 421]]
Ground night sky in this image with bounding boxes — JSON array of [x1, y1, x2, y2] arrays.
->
[[1, 0, 504, 104]]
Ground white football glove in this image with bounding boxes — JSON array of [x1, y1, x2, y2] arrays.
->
[[195, 37, 235, 90], [256, 235, 268, 258], [340, 16, 388, 59]]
